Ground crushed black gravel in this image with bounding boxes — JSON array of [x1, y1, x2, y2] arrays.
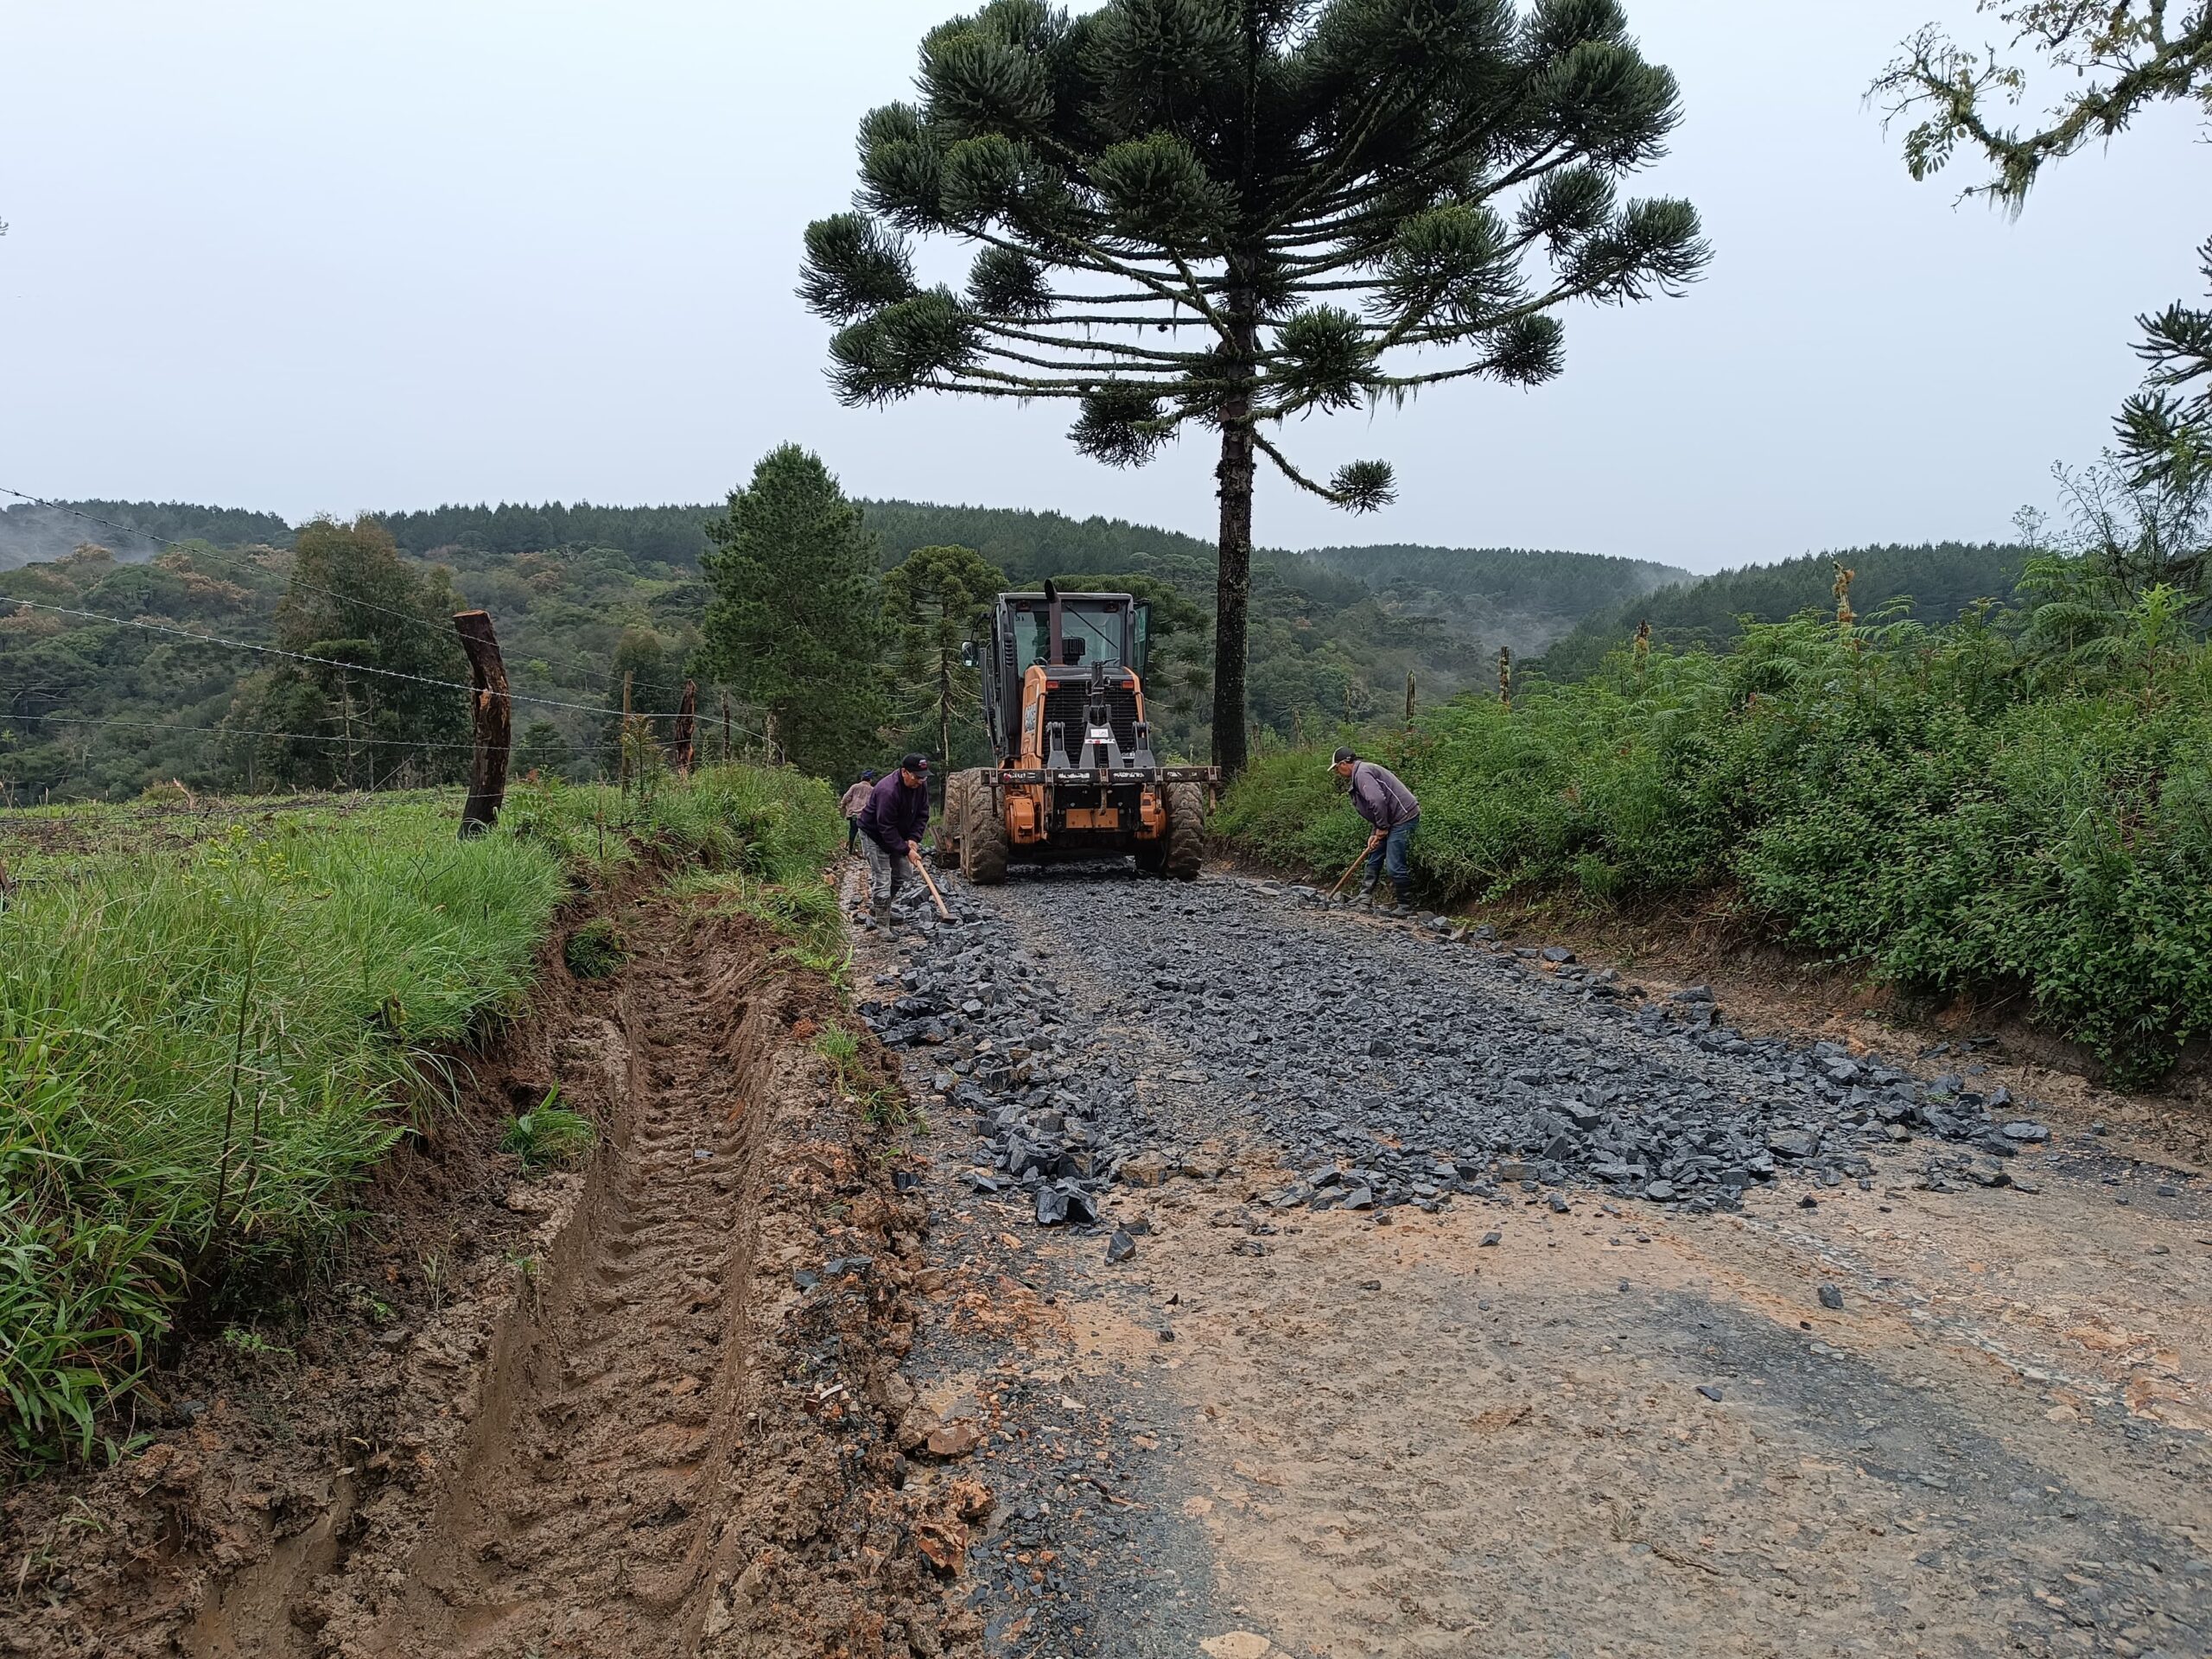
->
[[855, 868, 2055, 1227]]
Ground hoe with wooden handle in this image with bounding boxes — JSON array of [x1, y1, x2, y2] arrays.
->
[[908, 846, 953, 922], [1325, 837, 1381, 900]]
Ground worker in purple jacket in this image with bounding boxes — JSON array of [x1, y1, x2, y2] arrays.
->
[[1331, 746, 1420, 912], [857, 753, 931, 927]]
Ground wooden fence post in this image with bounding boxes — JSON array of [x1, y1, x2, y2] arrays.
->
[[719, 691, 733, 765], [1497, 645, 1512, 711], [619, 671, 633, 801], [454, 610, 511, 839], [1404, 671, 1416, 726], [671, 679, 698, 776]]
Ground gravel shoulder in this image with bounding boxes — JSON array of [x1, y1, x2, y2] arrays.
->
[[866, 866, 2212, 1659]]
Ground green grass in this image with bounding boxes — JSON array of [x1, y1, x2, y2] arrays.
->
[[1217, 598, 2212, 1085], [497, 765, 846, 887], [812, 1027, 912, 1128], [500, 1092, 596, 1172], [563, 918, 626, 981], [0, 762, 844, 1469]]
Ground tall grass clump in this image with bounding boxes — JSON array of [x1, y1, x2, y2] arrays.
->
[[499, 762, 843, 885], [0, 805, 564, 1463], [1217, 587, 2212, 1085]]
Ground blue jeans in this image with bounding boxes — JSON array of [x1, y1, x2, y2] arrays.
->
[[1366, 818, 1415, 887]]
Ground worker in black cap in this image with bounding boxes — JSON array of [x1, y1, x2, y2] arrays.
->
[[857, 753, 931, 927], [1330, 746, 1420, 912]]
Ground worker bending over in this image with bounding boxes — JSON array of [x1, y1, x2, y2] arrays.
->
[[857, 753, 931, 928], [1332, 746, 1420, 912]]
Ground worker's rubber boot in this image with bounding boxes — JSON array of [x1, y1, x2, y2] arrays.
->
[[1389, 880, 1414, 916], [1354, 871, 1378, 908]]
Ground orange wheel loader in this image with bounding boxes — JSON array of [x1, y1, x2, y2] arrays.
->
[[938, 583, 1216, 885]]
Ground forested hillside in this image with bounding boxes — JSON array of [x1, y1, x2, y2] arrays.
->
[[0, 495, 1664, 801], [1537, 542, 2032, 677], [0, 499, 293, 570]]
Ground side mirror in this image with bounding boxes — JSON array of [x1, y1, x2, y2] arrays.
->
[[960, 641, 978, 669]]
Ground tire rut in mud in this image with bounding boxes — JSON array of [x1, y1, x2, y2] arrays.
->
[[357, 934, 766, 1655]]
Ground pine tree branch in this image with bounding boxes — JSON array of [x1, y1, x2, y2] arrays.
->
[[965, 340, 1204, 381], [973, 311, 1215, 327], [1269, 55, 1460, 229], [951, 216, 1234, 341], [973, 320, 1208, 365], [1249, 426, 1344, 501], [1268, 149, 1576, 265]]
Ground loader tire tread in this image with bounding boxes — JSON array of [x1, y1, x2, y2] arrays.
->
[[940, 771, 970, 870], [1164, 781, 1205, 881], [967, 778, 1010, 887]]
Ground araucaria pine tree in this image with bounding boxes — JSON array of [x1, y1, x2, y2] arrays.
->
[[801, 0, 1709, 776]]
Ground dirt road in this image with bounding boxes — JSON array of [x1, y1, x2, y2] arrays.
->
[[875, 868, 2212, 1659], [9, 870, 2209, 1659]]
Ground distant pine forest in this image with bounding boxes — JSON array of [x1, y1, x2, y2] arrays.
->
[[0, 494, 2023, 803]]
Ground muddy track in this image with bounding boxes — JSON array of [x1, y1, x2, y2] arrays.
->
[[338, 934, 772, 1654], [8, 899, 976, 1659]]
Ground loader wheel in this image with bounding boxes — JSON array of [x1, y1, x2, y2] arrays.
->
[[1163, 781, 1205, 881], [966, 779, 1010, 886], [938, 771, 970, 870]]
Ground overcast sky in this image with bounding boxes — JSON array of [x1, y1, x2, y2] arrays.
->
[[0, 2, 2201, 573]]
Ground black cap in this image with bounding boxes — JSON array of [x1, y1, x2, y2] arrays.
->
[[1331, 747, 1357, 766], [901, 752, 931, 773]]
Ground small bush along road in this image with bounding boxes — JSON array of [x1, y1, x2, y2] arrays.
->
[[872, 867, 2212, 1659]]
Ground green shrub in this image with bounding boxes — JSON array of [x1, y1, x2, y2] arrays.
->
[[563, 918, 626, 980], [1216, 601, 2212, 1082], [500, 763, 845, 887]]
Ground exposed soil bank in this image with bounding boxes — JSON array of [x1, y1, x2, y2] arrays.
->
[[4, 896, 976, 1659]]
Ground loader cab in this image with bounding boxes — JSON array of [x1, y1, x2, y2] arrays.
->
[[980, 590, 1148, 762], [1014, 595, 1145, 677]]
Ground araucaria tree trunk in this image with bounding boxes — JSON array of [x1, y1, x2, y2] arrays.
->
[[1213, 301, 1259, 776]]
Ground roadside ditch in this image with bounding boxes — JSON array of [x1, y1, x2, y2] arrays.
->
[[4, 891, 978, 1659]]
